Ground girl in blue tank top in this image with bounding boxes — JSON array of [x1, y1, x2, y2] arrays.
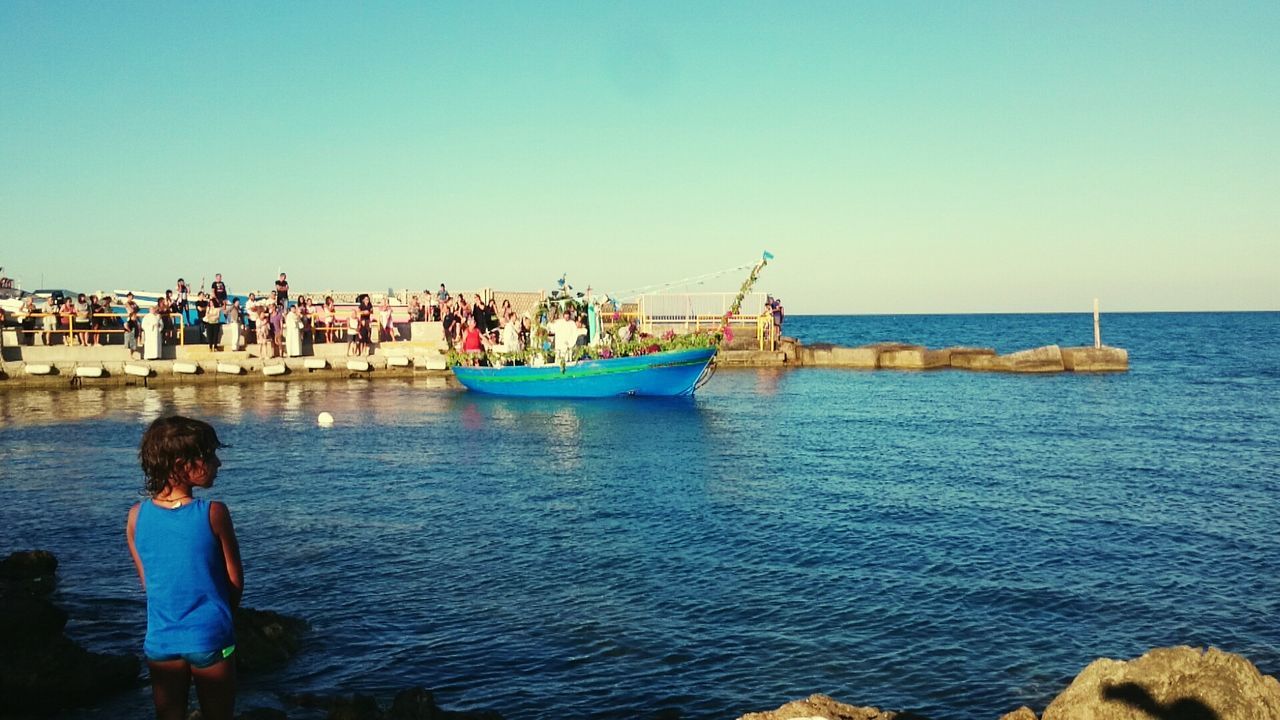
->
[[127, 416, 243, 720]]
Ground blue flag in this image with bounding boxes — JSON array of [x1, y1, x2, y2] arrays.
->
[[762, 250, 775, 260]]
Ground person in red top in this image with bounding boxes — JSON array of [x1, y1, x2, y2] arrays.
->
[[461, 316, 484, 358]]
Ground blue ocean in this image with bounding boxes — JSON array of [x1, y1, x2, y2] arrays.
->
[[1, 312, 1277, 719]]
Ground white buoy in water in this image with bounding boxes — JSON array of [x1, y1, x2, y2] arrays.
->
[[317, 412, 335, 427]]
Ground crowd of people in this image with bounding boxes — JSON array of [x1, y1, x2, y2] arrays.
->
[[2, 273, 784, 357]]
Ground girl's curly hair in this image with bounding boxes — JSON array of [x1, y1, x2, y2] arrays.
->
[[138, 416, 225, 496]]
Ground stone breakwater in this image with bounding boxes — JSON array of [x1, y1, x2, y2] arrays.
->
[[0, 337, 1127, 392], [721, 338, 1129, 372]]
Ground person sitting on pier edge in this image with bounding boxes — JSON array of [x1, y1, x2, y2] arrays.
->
[[408, 294, 422, 324], [437, 283, 449, 306], [274, 273, 289, 308]]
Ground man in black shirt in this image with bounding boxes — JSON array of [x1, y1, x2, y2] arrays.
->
[[211, 273, 228, 304], [275, 273, 289, 307]]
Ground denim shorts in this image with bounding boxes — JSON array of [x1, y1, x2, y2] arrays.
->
[[146, 644, 235, 669]]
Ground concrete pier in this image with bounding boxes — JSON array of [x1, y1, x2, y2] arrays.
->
[[0, 324, 454, 390]]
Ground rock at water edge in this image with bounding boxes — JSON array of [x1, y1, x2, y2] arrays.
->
[[737, 693, 929, 720], [233, 606, 307, 672], [1041, 646, 1280, 720]]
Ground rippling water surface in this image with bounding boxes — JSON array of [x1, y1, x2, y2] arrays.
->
[[1, 312, 1277, 719]]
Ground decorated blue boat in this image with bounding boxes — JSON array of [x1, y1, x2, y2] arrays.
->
[[451, 347, 717, 398]]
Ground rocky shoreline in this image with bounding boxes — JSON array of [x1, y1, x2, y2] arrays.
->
[[3, 550, 1275, 719]]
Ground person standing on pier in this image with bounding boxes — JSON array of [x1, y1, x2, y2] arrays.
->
[[40, 295, 57, 346], [175, 279, 190, 326], [204, 298, 223, 351], [126, 416, 242, 720], [194, 293, 210, 345], [274, 273, 289, 308], [125, 308, 141, 359], [211, 274, 228, 305]]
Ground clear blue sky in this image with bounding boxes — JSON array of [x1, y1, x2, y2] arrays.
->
[[2, 1, 1277, 313]]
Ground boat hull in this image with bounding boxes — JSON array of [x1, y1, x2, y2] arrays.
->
[[452, 347, 716, 398]]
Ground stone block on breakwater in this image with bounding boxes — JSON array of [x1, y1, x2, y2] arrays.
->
[[1061, 346, 1128, 372], [798, 343, 879, 368], [993, 345, 1064, 372], [946, 347, 997, 370], [879, 346, 952, 370]]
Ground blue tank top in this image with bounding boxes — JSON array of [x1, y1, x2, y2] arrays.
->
[[135, 497, 235, 655]]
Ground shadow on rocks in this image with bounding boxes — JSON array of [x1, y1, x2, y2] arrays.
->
[[0, 550, 141, 716], [1101, 682, 1218, 720]]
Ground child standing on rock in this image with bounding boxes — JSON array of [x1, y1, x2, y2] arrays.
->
[[126, 416, 243, 720]]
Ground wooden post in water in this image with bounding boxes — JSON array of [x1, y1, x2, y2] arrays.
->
[[1093, 298, 1101, 349]]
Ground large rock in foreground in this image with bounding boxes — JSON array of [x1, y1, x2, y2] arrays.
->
[[0, 550, 140, 714], [1041, 646, 1280, 719], [737, 693, 929, 720]]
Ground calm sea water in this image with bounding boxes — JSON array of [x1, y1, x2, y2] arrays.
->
[[1, 312, 1277, 719]]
